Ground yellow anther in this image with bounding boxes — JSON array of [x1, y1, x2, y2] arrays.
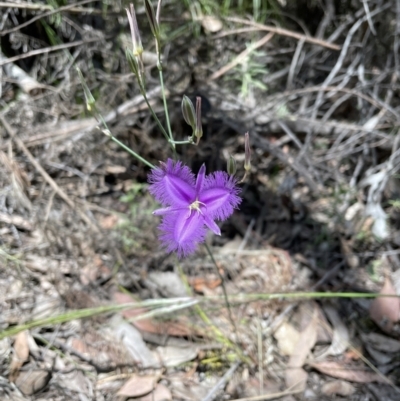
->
[[188, 199, 205, 215]]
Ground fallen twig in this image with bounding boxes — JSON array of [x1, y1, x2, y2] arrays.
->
[[0, 38, 102, 67], [225, 16, 341, 51], [0, 212, 33, 231]]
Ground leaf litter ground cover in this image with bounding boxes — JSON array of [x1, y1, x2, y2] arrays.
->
[[1, 0, 400, 400]]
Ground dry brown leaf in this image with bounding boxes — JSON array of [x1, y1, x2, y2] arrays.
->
[[169, 372, 210, 400], [9, 331, 30, 382], [274, 321, 300, 356], [113, 291, 140, 304], [370, 277, 400, 332], [139, 384, 172, 401], [157, 345, 198, 367], [360, 332, 400, 353], [70, 338, 88, 355], [80, 255, 111, 285], [344, 347, 363, 361], [111, 315, 159, 368], [322, 305, 349, 356], [309, 361, 387, 383], [15, 369, 51, 396], [58, 370, 91, 398], [131, 308, 193, 337], [188, 276, 221, 293], [286, 369, 308, 393], [340, 237, 359, 269], [365, 345, 393, 365], [321, 380, 355, 396], [315, 306, 332, 343], [99, 214, 119, 229], [285, 304, 318, 391], [289, 305, 318, 366], [234, 377, 281, 398], [117, 374, 158, 397], [148, 271, 187, 297]]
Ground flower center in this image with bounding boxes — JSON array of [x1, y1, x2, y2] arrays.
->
[[188, 199, 205, 215]]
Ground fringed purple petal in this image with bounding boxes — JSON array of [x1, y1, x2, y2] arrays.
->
[[148, 159, 195, 207], [203, 215, 221, 236], [158, 211, 206, 258], [153, 207, 172, 215], [195, 164, 206, 195], [199, 171, 241, 220], [153, 206, 186, 215]]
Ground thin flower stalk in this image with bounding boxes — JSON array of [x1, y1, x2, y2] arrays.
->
[[102, 129, 154, 169], [125, 2, 175, 152], [139, 88, 173, 148], [140, 89, 191, 147], [146, 0, 175, 150], [204, 242, 238, 338], [77, 67, 154, 169], [157, 54, 175, 149]]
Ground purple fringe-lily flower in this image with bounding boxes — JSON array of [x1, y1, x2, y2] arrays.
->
[[148, 159, 241, 257]]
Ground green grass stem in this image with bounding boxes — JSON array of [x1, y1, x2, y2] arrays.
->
[[1, 292, 397, 341], [0, 298, 195, 340]]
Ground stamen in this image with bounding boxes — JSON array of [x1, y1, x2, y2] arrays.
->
[[188, 199, 206, 216]]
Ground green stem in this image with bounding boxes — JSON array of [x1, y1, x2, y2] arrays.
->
[[0, 303, 131, 340], [96, 112, 154, 168], [102, 128, 154, 169], [155, 38, 174, 149], [158, 68, 173, 143], [204, 243, 238, 338], [193, 303, 251, 364], [206, 291, 400, 302], [140, 87, 174, 151], [0, 298, 195, 340], [78, 80, 155, 169], [176, 262, 250, 364]]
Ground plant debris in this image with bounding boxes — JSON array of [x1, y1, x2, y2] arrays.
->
[[1, 0, 400, 399]]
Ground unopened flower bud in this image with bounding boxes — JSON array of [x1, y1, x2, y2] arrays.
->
[[244, 132, 251, 171], [126, 4, 144, 84], [126, 48, 139, 77], [144, 0, 160, 40], [227, 154, 237, 176], [126, 4, 143, 57], [181, 95, 196, 128], [77, 68, 95, 112], [195, 96, 203, 145]]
